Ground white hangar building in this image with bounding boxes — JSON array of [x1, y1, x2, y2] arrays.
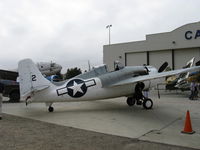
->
[[103, 22, 200, 71]]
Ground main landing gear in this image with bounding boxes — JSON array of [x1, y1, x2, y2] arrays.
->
[[126, 97, 153, 109], [126, 82, 153, 109], [142, 98, 153, 109], [126, 97, 136, 106]]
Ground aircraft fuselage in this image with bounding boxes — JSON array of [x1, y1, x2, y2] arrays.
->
[[29, 66, 156, 103]]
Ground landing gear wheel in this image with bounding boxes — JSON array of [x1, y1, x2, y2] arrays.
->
[[143, 98, 153, 109], [48, 106, 54, 112], [126, 97, 135, 106]]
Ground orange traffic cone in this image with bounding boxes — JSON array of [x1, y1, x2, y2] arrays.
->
[[181, 110, 195, 134]]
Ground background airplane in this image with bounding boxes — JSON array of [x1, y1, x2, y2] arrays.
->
[[0, 61, 62, 81], [166, 58, 200, 91], [35, 62, 62, 76], [18, 58, 200, 112]]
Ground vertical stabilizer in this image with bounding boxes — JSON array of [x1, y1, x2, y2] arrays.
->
[[175, 57, 195, 88], [178, 57, 195, 79], [18, 59, 51, 98]]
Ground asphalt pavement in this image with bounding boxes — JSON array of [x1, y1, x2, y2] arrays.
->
[[1, 90, 200, 149], [0, 113, 197, 150]]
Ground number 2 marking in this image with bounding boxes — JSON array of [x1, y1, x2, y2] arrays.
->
[[32, 75, 36, 81]]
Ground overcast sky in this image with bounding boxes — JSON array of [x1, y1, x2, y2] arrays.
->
[[0, 0, 200, 72]]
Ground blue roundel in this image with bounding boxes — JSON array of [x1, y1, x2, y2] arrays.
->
[[66, 79, 87, 98]]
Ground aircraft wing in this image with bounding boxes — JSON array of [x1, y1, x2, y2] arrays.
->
[[108, 66, 200, 87]]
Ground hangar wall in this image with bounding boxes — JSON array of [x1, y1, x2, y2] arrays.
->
[[126, 52, 147, 66], [103, 22, 200, 71], [149, 50, 172, 70], [174, 48, 200, 69]]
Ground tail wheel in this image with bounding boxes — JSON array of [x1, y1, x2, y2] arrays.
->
[[143, 98, 153, 109], [126, 97, 135, 106], [48, 106, 54, 112]]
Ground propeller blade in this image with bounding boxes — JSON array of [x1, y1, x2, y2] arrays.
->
[[158, 62, 168, 73]]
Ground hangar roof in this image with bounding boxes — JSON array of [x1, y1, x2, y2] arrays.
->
[[104, 22, 200, 53]]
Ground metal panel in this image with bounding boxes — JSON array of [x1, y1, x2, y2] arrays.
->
[[174, 48, 200, 69], [149, 50, 172, 70], [126, 52, 147, 66]]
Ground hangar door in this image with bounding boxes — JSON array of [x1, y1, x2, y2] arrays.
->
[[126, 52, 147, 66], [149, 50, 172, 70], [174, 48, 200, 69]]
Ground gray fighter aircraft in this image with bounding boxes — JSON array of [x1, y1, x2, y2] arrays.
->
[[18, 59, 200, 112]]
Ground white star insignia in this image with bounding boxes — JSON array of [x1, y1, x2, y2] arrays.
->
[[68, 81, 84, 96]]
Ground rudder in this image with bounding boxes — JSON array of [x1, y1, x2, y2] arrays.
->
[[18, 59, 51, 98]]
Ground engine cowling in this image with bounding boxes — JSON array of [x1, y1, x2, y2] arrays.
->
[[136, 66, 158, 91], [145, 66, 158, 75]]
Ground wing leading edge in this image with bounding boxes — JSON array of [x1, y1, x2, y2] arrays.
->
[[107, 66, 200, 87]]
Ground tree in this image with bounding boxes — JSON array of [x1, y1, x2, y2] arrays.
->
[[64, 67, 82, 79]]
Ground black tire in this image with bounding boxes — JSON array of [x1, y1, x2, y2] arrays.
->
[[48, 106, 54, 112], [126, 97, 135, 106], [9, 91, 20, 103], [143, 98, 153, 109]]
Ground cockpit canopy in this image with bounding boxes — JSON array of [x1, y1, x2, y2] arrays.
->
[[93, 64, 108, 75], [75, 64, 108, 79]]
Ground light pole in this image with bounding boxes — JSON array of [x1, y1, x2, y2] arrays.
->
[[106, 24, 112, 45]]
